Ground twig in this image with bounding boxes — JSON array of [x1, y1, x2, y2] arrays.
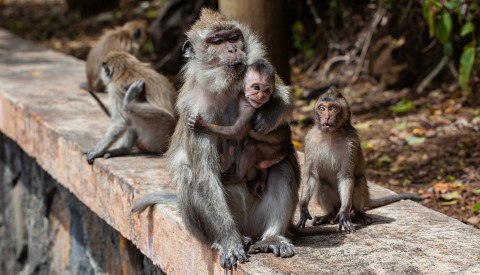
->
[[318, 55, 349, 82], [416, 56, 449, 93], [351, 5, 387, 83]]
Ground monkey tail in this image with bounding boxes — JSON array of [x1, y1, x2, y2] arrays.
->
[[131, 193, 177, 213], [366, 193, 422, 210], [86, 89, 111, 117], [289, 224, 327, 237]]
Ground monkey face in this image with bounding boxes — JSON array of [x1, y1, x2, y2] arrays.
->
[[315, 101, 345, 133], [244, 70, 273, 108], [204, 28, 247, 71]]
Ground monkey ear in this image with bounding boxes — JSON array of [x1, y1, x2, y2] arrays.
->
[[182, 40, 194, 59], [133, 29, 142, 40]]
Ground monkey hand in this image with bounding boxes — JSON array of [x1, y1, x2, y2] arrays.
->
[[335, 211, 355, 234], [83, 149, 99, 165], [187, 115, 206, 133], [296, 207, 312, 228], [123, 80, 145, 111]]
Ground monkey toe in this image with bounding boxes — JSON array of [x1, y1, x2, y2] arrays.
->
[[248, 239, 295, 258], [242, 236, 253, 248], [339, 220, 356, 234]]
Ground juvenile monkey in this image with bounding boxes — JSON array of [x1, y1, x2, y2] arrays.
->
[[85, 20, 148, 92], [188, 59, 289, 196], [297, 88, 421, 233], [84, 50, 176, 164]]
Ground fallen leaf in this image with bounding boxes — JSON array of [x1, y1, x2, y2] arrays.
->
[[396, 121, 407, 130], [413, 128, 424, 135], [440, 200, 458, 206], [405, 136, 426, 144], [466, 216, 480, 225], [378, 155, 393, 163], [441, 191, 461, 201], [474, 189, 480, 194], [421, 192, 435, 199], [433, 182, 452, 193], [292, 140, 302, 147]]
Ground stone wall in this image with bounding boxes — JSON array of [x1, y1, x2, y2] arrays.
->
[[0, 133, 163, 275]]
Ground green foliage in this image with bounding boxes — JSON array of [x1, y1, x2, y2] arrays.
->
[[423, 0, 479, 92], [473, 202, 480, 213], [405, 136, 426, 144], [390, 99, 413, 113], [291, 21, 315, 60]]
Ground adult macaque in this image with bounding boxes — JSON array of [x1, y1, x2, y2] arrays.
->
[[297, 88, 422, 233], [84, 51, 176, 164], [187, 59, 291, 196], [133, 9, 298, 270], [85, 20, 148, 92]]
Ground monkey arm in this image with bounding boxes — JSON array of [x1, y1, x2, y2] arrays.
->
[[297, 173, 316, 228], [188, 106, 256, 140], [336, 174, 355, 233]]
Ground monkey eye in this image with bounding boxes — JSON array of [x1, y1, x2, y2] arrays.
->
[[102, 62, 110, 76], [264, 88, 271, 94], [228, 34, 239, 42], [330, 106, 337, 111], [318, 106, 326, 111], [253, 85, 260, 91], [211, 37, 224, 45]]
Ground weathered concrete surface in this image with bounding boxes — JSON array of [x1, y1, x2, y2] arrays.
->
[[0, 28, 479, 274], [0, 133, 163, 274]]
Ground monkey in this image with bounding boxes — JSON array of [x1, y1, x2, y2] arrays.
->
[[132, 9, 299, 270], [85, 19, 148, 92], [84, 50, 176, 164], [187, 59, 292, 196], [296, 88, 422, 233]]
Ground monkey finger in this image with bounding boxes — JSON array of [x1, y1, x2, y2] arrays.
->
[[295, 220, 305, 228]]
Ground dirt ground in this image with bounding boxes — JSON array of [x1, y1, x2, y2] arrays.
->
[[1, 0, 479, 229]]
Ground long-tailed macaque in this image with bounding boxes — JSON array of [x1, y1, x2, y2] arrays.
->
[[187, 59, 293, 196], [86, 20, 148, 92], [132, 9, 299, 270], [84, 51, 176, 164], [297, 88, 422, 233]]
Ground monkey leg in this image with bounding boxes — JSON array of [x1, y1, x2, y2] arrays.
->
[[313, 180, 340, 227], [247, 160, 296, 258], [176, 164, 248, 270], [352, 175, 372, 225], [85, 119, 129, 164], [103, 129, 137, 159]]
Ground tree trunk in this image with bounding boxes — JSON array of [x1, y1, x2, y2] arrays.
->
[[219, 0, 290, 83]]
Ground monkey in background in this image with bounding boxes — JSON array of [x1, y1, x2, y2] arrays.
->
[[84, 50, 176, 164], [85, 19, 148, 92], [297, 88, 421, 233], [188, 59, 295, 197], [132, 9, 298, 270]]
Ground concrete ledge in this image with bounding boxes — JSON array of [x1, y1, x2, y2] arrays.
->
[[1, 29, 479, 274]]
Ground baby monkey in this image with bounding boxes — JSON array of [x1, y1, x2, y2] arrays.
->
[[188, 59, 289, 196], [297, 88, 421, 233]]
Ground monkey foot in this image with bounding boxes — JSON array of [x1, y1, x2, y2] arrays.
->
[[248, 236, 295, 258], [242, 236, 253, 248], [213, 240, 249, 270], [312, 214, 336, 226], [352, 212, 373, 225]]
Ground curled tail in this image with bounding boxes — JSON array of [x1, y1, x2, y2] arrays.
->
[[366, 193, 422, 209], [131, 193, 177, 213]]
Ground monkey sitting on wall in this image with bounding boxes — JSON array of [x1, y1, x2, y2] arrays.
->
[[187, 59, 295, 197], [85, 20, 148, 92], [132, 9, 299, 270], [297, 88, 421, 233], [84, 50, 176, 164]]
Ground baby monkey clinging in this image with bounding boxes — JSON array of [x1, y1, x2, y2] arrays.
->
[[188, 59, 295, 196], [297, 88, 421, 233]]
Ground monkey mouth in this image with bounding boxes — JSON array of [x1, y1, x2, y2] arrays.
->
[[322, 123, 335, 130], [224, 61, 245, 70]]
